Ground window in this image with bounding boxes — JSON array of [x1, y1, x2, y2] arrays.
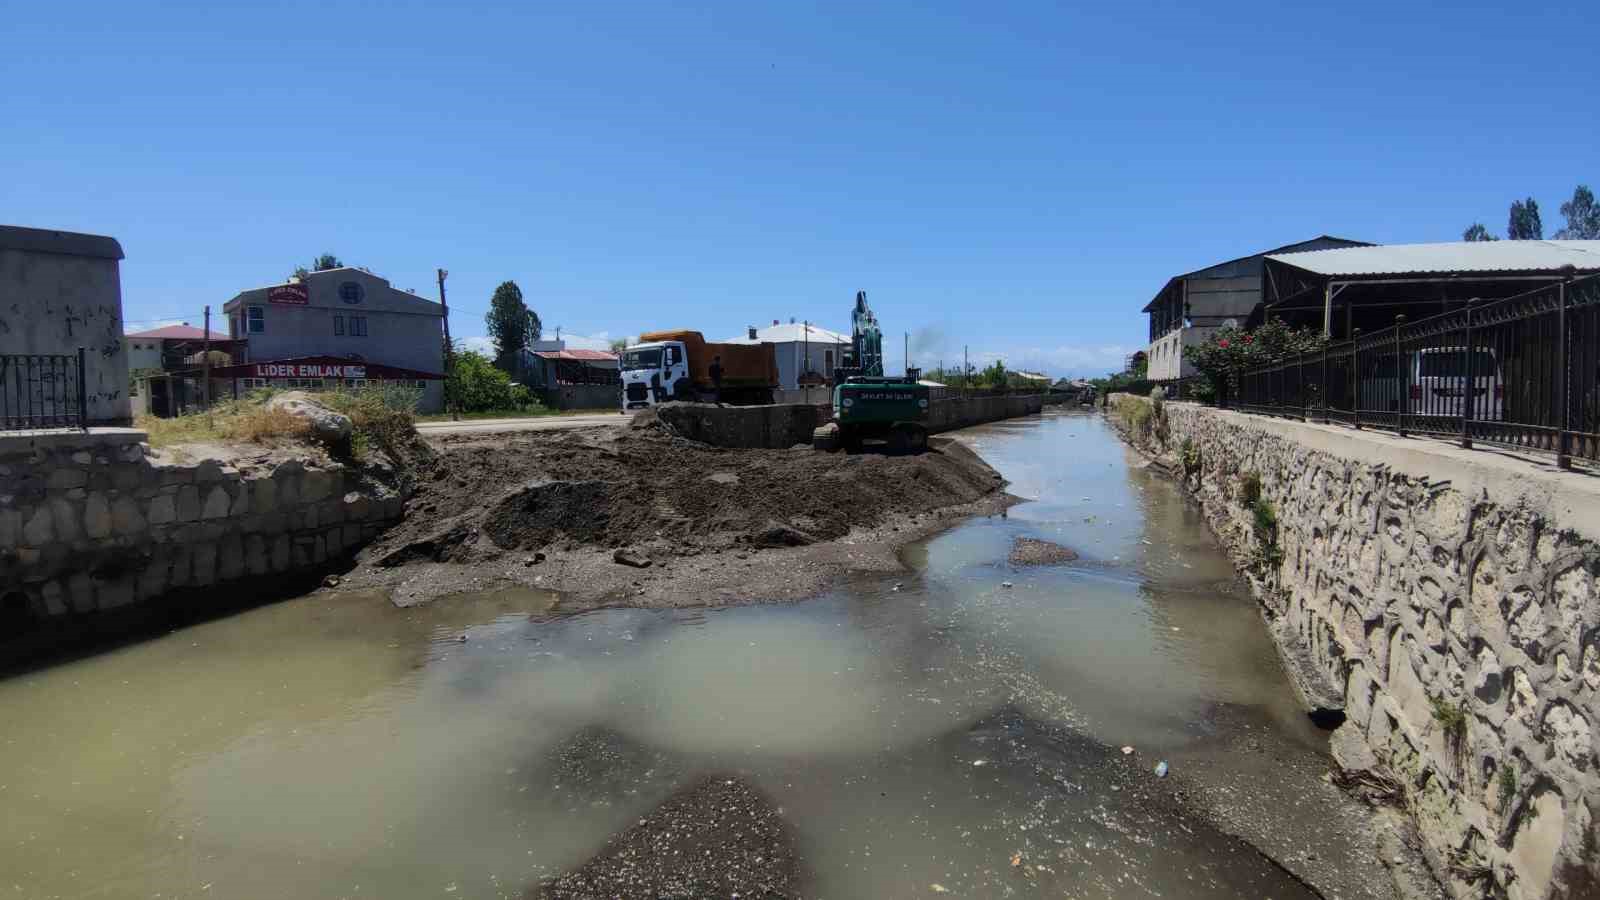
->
[[824, 349, 834, 372], [351, 316, 368, 336], [229, 315, 239, 339], [339, 281, 365, 304], [247, 306, 265, 333], [334, 315, 345, 336]]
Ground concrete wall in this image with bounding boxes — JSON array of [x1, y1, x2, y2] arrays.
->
[[222, 268, 444, 374], [926, 393, 1043, 433], [645, 402, 831, 449], [0, 227, 131, 425], [1108, 395, 1600, 900], [539, 383, 618, 410], [0, 430, 403, 657], [645, 394, 1044, 449]]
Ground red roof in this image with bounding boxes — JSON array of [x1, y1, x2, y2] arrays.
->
[[533, 349, 617, 362], [126, 324, 228, 340]]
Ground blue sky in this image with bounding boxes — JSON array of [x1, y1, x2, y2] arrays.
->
[[3, 1, 1594, 376]]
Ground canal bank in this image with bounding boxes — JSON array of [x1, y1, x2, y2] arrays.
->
[[0, 410, 1403, 899], [1106, 393, 1599, 900]]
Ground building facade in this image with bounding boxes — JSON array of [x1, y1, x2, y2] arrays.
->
[[221, 267, 446, 411], [0, 225, 131, 426], [1142, 236, 1369, 380]]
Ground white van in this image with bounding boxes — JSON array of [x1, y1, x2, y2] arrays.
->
[[1358, 348, 1503, 420]]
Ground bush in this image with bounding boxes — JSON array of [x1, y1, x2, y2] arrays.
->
[[1251, 496, 1278, 540], [1180, 437, 1201, 475], [447, 347, 541, 413], [322, 384, 420, 462], [1238, 471, 1262, 507]]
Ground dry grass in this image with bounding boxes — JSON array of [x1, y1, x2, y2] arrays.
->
[[137, 397, 310, 449]]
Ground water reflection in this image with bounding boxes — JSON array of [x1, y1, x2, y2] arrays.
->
[[0, 411, 1320, 899]]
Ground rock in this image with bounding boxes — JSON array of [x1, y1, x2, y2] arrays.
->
[[321, 574, 341, 588], [749, 521, 817, 548], [613, 548, 652, 568], [1008, 536, 1080, 566], [266, 391, 353, 452]]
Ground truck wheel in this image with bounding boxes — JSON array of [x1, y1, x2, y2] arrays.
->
[[903, 425, 928, 452]]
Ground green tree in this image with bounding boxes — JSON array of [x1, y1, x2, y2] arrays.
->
[[1508, 198, 1543, 240], [1462, 223, 1498, 242], [1555, 185, 1600, 239], [313, 253, 343, 271], [485, 280, 542, 373], [979, 359, 1008, 388]]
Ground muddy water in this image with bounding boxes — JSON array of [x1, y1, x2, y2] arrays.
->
[[0, 411, 1328, 899]]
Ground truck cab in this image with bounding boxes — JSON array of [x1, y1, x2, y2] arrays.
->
[[619, 340, 689, 411]]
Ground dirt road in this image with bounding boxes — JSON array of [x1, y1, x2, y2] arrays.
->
[[414, 412, 620, 436]]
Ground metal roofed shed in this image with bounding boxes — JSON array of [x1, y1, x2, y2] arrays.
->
[[1262, 240, 1600, 339]]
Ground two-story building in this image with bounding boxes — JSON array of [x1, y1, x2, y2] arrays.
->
[[1142, 236, 1369, 381], [220, 267, 446, 411]]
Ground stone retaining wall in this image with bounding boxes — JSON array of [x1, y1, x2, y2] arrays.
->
[[645, 394, 1045, 449], [1107, 394, 1599, 900], [1, 430, 403, 650]]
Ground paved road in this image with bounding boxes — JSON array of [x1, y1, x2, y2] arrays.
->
[[415, 412, 624, 436]]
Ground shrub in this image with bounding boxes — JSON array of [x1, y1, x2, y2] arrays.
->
[[1431, 696, 1469, 751], [447, 348, 538, 413], [1251, 497, 1277, 540], [1180, 437, 1201, 475], [323, 384, 421, 462], [1497, 763, 1517, 811], [1238, 471, 1262, 507]]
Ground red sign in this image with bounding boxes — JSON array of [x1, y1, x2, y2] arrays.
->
[[268, 284, 309, 305], [254, 363, 367, 378]]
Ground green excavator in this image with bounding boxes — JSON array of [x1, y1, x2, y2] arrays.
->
[[813, 291, 930, 452]]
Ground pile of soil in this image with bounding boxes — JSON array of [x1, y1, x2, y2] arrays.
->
[[534, 777, 803, 899], [367, 422, 1003, 569], [1008, 537, 1080, 566]]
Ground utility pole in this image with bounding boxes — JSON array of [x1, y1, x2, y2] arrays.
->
[[904, 331, 910, 376], [963, 345, 969, 398], [438, 268, 455, 420], [202, 305, 212, 415]]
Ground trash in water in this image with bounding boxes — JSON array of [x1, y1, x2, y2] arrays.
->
[[931, 885, 950, 894], [1000, 581, 1014, 589], [1120, 746, 1134, 755], [1154, 761, 1169, 778], [892, 583, 903, 592], [1010, 851, 1023, 867], [973, 759, 989, 767]]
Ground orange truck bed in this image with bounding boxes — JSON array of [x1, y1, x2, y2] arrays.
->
[[638, 330, 778, 389]]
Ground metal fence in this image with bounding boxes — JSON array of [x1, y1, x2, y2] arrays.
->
[[1236, 273, 1600, 467], [1156, 375, 1204, 401], [0, 350, 88, 431]]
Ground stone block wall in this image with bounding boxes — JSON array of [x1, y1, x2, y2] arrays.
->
[[1107, 395, 1599, 900], [926, 393, 1043, 432], [1, 430, 403, 633]]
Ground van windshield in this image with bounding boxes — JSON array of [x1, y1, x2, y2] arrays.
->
[[1419, 351, 1497, 378], [621, 348, 662, 371]]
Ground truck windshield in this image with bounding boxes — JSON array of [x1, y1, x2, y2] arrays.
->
[[621, 348, 662, 371]]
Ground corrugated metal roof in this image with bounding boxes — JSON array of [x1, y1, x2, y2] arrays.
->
[[533, 349, 617, 362], [1268, 240, 1600, 277], [723, 323, 850, 345]]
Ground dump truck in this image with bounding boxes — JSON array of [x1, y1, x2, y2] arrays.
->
[[619, 330, 778, 411]]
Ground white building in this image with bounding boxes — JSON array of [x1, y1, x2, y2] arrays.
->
[[725, 320, 850, 402]]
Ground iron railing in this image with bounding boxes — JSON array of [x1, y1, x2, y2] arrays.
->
[[1236, 273, 1600, 467], [1156, 375, 1204, 401], [0, 350, 87, 431]]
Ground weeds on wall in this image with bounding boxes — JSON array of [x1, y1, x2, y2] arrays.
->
[[1180, 437, 1201, 478], [1247, 495, 1284, 571], [1497, 762, 1517, 811], [1238, 471, 1262, 507], [1431, 696, 1469, 764]]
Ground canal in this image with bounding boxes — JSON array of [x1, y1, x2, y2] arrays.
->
[[0, 410, 1370, 898]]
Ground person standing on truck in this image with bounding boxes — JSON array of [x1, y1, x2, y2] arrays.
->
[[709, 355, 724, 405]]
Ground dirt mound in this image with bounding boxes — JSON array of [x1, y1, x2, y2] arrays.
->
[[533, 776, 802, 899], [367, 424, 1002, 569], [1009, 537, 1080, 566]]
